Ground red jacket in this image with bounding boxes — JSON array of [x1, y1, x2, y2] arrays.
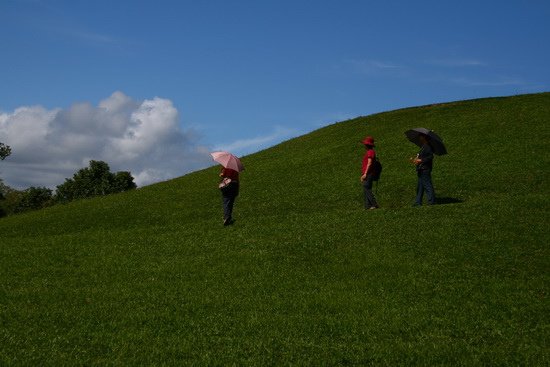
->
[[362, 149, 376, 175], [221, 168, 239, 181]]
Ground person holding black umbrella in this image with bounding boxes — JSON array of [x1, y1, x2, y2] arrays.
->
[[411, 134, 436, 205], [405, 127, 447, 206]]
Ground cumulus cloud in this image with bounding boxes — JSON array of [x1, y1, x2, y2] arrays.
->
[[0, 91, 212, 189]]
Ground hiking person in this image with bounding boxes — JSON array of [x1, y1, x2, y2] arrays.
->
[[411, 134, 435, 205], [360, 136, 379, 209], [210, 151, 244, 226], [219, 167, 239, 226]]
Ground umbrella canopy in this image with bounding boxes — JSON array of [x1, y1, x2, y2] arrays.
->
[[210, 151, 245, 172], [405, 127, 447, 156]]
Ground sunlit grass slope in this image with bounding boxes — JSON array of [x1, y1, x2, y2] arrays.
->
[[1, 93, 549, 365]]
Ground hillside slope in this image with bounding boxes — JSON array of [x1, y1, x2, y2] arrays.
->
[[1, 93, 549, 365]]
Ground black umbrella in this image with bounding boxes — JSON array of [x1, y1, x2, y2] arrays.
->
[[405, 127, 447, 156]]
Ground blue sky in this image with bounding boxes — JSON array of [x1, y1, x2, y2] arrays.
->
[[1, 0, 549, 188]]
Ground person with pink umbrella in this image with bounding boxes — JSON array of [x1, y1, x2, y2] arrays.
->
[[210, 151, 244, 226]]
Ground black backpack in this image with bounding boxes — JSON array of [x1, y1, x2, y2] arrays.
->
[[372, 158, 382, 181]]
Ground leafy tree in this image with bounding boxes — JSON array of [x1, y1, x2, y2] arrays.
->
[[55, 179, 76, 203], [0, 180, 22, 217], [0, 178, 6, 201], [112, 171, 138, 192], [0, 142, 12, 216], [0, 180, 5, 217], [56, 160, 136, 203], [15, 187, 53, 213], [0, 142, 11, 160]]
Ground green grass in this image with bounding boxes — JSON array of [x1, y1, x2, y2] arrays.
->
[[1, 93, 549, 365]]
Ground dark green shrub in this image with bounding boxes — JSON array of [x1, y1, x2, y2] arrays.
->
[[14, 187, 53, 213], [56, 160, 136, 203]]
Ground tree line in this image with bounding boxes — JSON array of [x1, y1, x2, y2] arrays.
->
[[0, 142, 136, 217]]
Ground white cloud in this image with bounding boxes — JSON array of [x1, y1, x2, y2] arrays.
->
[[214, 126, 300, 157], [69, 30, 118, 44], [427, 59, 487, 67], [345, 59, 405, 76], [368, 60, 402, 69], [0, 91, 212, 189]]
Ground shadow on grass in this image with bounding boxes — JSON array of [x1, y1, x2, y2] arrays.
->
[[436, 197, 464, 205]]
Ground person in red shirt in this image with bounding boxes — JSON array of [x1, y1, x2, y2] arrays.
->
[[360, 136, 379, 209], [219, 167, 239, 225]]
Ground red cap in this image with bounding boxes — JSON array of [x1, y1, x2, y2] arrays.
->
[[361, 136, 375, 146]]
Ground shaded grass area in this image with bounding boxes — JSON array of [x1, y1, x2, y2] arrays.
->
[[1, 93, 549, 365]]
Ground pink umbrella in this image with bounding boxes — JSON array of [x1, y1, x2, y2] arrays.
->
[[210, 151, 244, 172]]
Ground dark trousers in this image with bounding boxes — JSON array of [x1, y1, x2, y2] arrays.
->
[[416, 169, 435, 205], [221, 182, 239, 220], [362, 175, 378, 209]]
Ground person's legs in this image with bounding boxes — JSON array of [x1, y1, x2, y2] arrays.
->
[[363, 175, 378, 208], [222, 183, 239, 224], [227, 195, 235, 217], [222, 195, 232, 221], [415, 171, 424, 205], [362, 181, 369, 208], [416, 170, 435, 205], [422, 170, 435, 205]]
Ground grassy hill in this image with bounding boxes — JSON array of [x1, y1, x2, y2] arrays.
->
[[1, 93, 549, 365]]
